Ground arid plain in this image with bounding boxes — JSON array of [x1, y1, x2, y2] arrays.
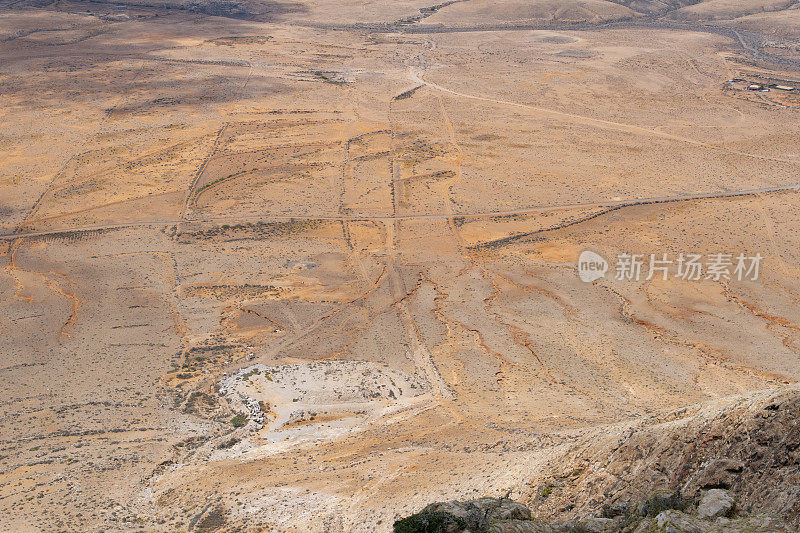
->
[[2, 0, 800, 530]]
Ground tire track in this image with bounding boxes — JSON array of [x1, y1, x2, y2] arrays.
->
[[412, 69, 800, 167]]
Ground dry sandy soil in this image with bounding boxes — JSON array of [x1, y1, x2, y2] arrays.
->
[[1, 0, 800, 531]]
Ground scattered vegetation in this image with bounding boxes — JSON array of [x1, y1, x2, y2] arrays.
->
[[393, 509, 466, 533], [183, 391, 217, 415], [177, 219, 324, 242], [194, 168, 256, 197], [216, 438, 240, 449], [394, 85, 423, 101], [312, 71, 349, 84], [243, 368, 261, 380], [637, 489, 687, 517]]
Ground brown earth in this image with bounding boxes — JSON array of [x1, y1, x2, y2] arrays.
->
[[1, 0, 800, 531]]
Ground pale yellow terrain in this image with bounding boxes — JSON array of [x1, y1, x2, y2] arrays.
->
[[1, 0, 799, 531]]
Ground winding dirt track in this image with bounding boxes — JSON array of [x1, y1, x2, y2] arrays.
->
[[1, 184, 798, 241]]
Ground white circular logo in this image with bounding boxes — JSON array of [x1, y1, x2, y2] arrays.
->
[[577, 250, 608, 282]]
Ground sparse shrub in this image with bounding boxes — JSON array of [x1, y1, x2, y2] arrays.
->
[[393, 509, 465, 533], [217, 438, 240, 449], [600, 502, 628, 518], [243, 369, 261, 379], [230, 415, 247, 428], [637, 489, 686, 517]]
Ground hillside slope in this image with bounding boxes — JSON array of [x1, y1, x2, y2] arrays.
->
[[525, 384, 800, 527], [396, 385, 800, 531]]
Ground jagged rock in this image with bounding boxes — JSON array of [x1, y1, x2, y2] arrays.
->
[[395, 498, 532, 532], [654, 510, 706, 532], [471, 497, 531, 521], [528, 386, 800, 529], [393, 508, 473, 532], [696, 489, 734, 520], [394, 488, 793, 533], [418, 500, 488, 531], [685, 458, 744, 494], [396, 498, 544, 533], [599, 502, 628, 518]]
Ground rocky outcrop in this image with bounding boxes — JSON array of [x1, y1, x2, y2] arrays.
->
[[526, 385, 800, 528], [395, 385, 800, 532], [393, 489, 792, 532], [695, 489, 733, 520], [393, 498, 531, 533]]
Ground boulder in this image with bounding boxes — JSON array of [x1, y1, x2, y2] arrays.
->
[[471, 497, 531, 521], [394, 500, 487, 533], [696, 489, 734, 520], [423, 500, 488, 531], [396, 498, 533, 533]]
